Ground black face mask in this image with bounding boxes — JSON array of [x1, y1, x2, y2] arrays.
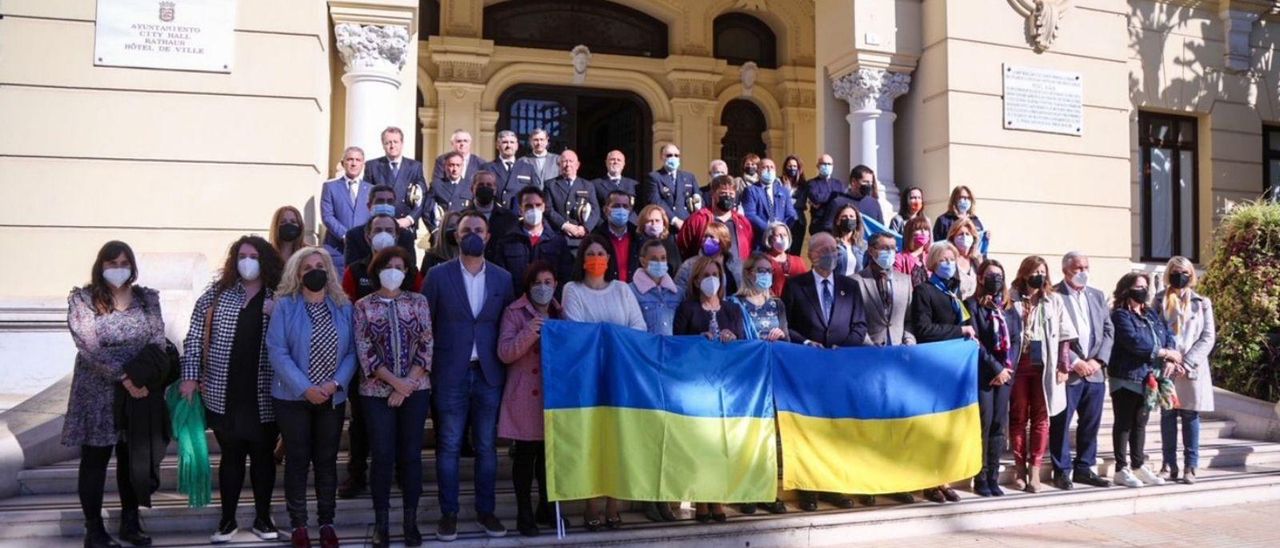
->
[[475, 186, 496, 206], [1129, 287, 1150, 304], [744, 166, 758, 176], [302, 270, 327, 292], [1027, 274, 1046, 290], [1170, 271, 1191, 289], [859, 183, 873, 197], [982, 275, 1003, 294], [716, 195, 736, 212], [278, 223, 302, 242], [785, 167, 799, 179], [840, 218, 858, 233]]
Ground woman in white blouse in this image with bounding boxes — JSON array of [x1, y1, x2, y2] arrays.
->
[[560, 233, 646, 530]]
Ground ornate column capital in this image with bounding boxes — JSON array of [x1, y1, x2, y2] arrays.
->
[[832, 68, 911, 113], [335, 23, 410, 74]]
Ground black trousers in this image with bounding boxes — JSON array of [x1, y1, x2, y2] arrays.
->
[[213, 425, 278, 523], [978, 383, 1012, 478], [79, 444, 138, 522], [1111, 388, 1149, 469], [511, 440, 548, 518], [274, 399, 345, 528], [346, 375, 369, 481]]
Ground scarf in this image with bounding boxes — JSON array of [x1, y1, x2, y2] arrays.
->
[[1164, 290, 1190, 336], [929, 274, 970, 324]]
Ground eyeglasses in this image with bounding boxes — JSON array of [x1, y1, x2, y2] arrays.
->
[[664, 153, 680, 158]]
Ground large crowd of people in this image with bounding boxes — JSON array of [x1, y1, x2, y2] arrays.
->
[[64, 125, 1217, 548]]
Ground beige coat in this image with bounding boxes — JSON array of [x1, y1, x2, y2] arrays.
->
[[1155, 289, 1216, 412], [1010, 291, 1079, 417]]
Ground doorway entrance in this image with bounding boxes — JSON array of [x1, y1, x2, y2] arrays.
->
[[497, 85, 653, 181]]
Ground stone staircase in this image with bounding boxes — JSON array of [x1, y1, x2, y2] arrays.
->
[[2, 395, 1279, 546]]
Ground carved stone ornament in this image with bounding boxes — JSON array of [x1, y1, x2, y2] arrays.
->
[[832, 68, 911, 112], [734, 0, 768, 11], [1221, 9, 1260, 73], [571, 44, 592, 85], [335, 23, 410, 73], [1009, 0, 1071, 53], [740, 61, 758, 97]]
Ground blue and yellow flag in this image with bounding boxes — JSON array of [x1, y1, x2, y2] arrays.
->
[[542, 320, 777, 503], [771, 339, 982, 494]]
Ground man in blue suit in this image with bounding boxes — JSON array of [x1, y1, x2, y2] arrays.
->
[[422, 210, 514, 541], [742, 157, 798, 249], [320, 146, 371, 273], [363, 127, 428, 234], [642, 143, 699, 231], [484, 130, 537, 208]]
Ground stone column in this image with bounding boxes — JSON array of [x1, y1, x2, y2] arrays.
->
[[832, 67, 911, 219], [334, 23, 410, 159]]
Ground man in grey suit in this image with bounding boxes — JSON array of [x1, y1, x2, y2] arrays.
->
[[431, 129, 486, 183], [1050, 251, 1115, 490], [516, 128, 560, 188]]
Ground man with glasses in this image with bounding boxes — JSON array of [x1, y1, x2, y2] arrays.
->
[[642, 143, 699, 230]]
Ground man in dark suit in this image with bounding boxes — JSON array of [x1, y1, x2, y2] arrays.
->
[[363, 127, 428, 233], [544, 150, 601, 253], [320, 146, 371, 273], [516, 128, 560, 188], [484, 129, 537, 208], [742, 157, 799, 249], [642, 143, 699, 231], [782, 231, 868, 511], [425, 151, 473, 232], [591, 189, 639, 283], [342, 184, 419, 270], [1050, 251, 1115, 490], [467, 170, 520, 243], [592, 150, 639, 222], [431, 129, 486, 184], [804, 153, 847, 235], [488, 186, 572, 295], [422, 210, 514, 540]]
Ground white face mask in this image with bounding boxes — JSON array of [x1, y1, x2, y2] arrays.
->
[[378, 268, 406, 290], [955, 234, 974, 251], [237, 258, 260, 281], [523, 207, 543, 227], [371, 231, 396, 252], [698, 275, 721, 297], [1072, 270, 1089, 288], [103, 267, 132, 288]]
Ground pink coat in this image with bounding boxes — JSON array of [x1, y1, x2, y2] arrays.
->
[[497, 295, 560, 441]]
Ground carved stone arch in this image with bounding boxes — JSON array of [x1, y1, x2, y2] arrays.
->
[[481, 0, 671, 58], [716, 83, 783, 130], [480, 62, 674, 123], [703, 0, 811, 66]]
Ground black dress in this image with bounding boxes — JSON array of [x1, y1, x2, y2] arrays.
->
[[674, 300, 747, 340], [207, 290, 267, 441]]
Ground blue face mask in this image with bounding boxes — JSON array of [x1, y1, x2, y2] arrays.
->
[[646, 260, 669, 280], [936, 260, 957, 280], [760, 169, 776, 183], [956, 198, 972, 214], [818, 164, 833, 178], [371, 203, 396, 217], [754, 272, 773, 291], [664, 156, 680, 171], [875, 249, 895, 270], [460, 233, 485, 257], [608, 207, 629, 227]]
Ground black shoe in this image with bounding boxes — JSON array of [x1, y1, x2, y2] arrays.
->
[[251, 516, 278, 541], [436, 513, 458, 542], [85, 518, 121, 548], [1054, 473, 1075, 490], [694, 512, 713, 523], [940, 486, 961, 502], [1074, 470, 1113, 488], [758, 499, 788, 514], [338, 475, 367, 499], [974, 476, 993, 497], [118, 509, 151, 546], [799, 492, 819, 512], [857, 495, 876, 507], [209, 518, 237, 544], [476, 512, 508, 538], [642, 502, 666, 522], [516, 513, 540, 537], [711, 512, 727, 523], [657, 502, 678, 521], [819, 493, 855, 509], [889, 492, 915, 504], [371, 510, 390, 548], [403, 507, 422, 547], [923, 488, 946, 504], [737, 503, 757, 514]]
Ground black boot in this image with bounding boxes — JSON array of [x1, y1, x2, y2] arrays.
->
[[403, 506, 422, 547], [84, 517, 121, 548], [117, 508, 151, 546], [371, 510, 390, 548]]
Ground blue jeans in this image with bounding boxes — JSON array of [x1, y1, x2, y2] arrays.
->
[[434, 367, 502, 515], [363, 390, 431, 513], [1161, 408, 1201, 469]]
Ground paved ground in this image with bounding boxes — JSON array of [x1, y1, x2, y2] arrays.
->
[[862, 500, 1280, 547]]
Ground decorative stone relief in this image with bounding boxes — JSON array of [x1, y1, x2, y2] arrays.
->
[[780, 86, 816, 109], [1221, 9, 1260, 73], [571, 45, 592, 84], [740, 61, 758, 97], [334, 23, 409, 73], [735, 0, 768, 11], [1009, 0, 1071, 53], [437, 60, 486, 82], [672, 78, 716, 100], [832, 68, 911, 112]]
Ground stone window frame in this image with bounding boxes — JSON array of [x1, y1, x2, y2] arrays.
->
[[1138, 111, 1200, 264]]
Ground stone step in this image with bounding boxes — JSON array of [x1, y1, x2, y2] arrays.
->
[[3, 465, 1279, 545]]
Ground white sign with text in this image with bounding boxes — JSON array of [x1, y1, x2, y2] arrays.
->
[[94, 0, 236, 73], [1002, 64, 1084, 136]]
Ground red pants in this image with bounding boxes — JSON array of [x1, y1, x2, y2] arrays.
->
[[1010, 358, 1049, 469]]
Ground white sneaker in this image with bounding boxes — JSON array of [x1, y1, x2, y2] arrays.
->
[[1114, 467, 1144, 488], [1134, 465, 1166, 485], [210, 521, 238, 543]]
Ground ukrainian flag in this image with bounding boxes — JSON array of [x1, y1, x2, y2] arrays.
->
[[542, 320, 777, 503], [771, 339, 982, 494]]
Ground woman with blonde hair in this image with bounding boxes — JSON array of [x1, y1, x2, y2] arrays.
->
[[267, 246, 357, 548], [947, 219, 983, 299], [1155, 256, 1216, 484], [269, 206, 309, 263]]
